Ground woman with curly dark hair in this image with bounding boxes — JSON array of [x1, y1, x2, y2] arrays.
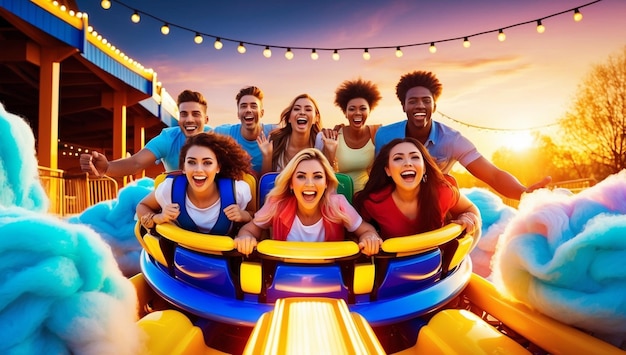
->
[[316, 78, 381, 192], [258, 93, 322, 174], [137, 132, 253, 236]]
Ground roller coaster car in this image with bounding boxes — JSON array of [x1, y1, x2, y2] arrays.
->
[[132, 220, 626, 355], [131, 174, 625, 354], [134, 218, 476, 351]]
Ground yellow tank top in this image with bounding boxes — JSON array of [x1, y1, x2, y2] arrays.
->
[[336, 128, 375, 193]]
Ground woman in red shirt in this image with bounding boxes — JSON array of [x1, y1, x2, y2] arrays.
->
[[353, 137, 480, 255]]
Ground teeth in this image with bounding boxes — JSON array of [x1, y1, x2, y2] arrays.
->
[[303, 191, 316, 196], [413, 113, 425, 117], [297, 118, 307, 124], [401, 171, 416, 177], [193, 176, 207, 181], [185, 125, 198, 131]]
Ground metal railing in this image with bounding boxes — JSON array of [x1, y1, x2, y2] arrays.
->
[[38, 167, 119, 216], [499, 178, 596, 209]]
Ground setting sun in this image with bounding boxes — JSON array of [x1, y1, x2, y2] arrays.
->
[[504, 131, 534, 152]]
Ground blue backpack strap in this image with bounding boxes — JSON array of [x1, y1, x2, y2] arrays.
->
[[210, 177, 236, 235], [170, 174, 200, 233]]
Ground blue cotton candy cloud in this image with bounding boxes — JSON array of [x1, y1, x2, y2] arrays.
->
[[0, 102, 145, 354], [0, 207, 145, 354], [461, 187, 517, 278], [68, 178, 154, 276], [0, 103, 48, 212], [492, 170, 626, 341]]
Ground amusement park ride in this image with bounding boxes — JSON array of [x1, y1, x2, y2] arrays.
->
[[130, 174, 624, 355]]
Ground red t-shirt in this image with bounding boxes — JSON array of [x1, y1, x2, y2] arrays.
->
[[358, 177, 458, 239]]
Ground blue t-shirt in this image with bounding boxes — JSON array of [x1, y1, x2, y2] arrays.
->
[[214, 123, 277, 175], [144, 126, 212, 172], [374, 120, 481, 174]]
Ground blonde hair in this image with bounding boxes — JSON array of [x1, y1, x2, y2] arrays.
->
[[255, 148, 351, 225]]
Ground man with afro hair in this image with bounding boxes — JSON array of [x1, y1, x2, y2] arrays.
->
[[375, 70, 550, 200]]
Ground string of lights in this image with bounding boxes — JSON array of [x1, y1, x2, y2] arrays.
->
[[437, 111, 558, 132], [97, 0, 601, 60]]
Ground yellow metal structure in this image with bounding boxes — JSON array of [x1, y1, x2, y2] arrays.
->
[[240, 261, 263, 294], [243, 298, 385, 355], [463, 274, 626, 355], [408, 309, 529, 354]]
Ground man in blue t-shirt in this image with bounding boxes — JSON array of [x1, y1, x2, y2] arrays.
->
[[214, 86, 277, 177], [375, 70, 551, 200], [80, 90, 211, 177]]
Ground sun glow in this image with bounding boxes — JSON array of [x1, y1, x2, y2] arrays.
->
[[504, 132, 534, 152]]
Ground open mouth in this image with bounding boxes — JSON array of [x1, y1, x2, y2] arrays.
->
[[296, 117, 308, 125], [185, 125, 198, 132], [243, 115, 254, 122], [301, 190, 317, 201], [192, 176, 207, 186], [401, 171, 416, 182]]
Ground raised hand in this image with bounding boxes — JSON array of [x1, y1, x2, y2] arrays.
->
[[80, 151, 108, 177], [256, 131, 273, 158]]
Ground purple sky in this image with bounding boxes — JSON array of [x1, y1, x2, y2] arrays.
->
[[75, 0, 626, 162]]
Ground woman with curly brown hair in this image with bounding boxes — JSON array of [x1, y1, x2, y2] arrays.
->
[[316, 78, 381, 192], [258, 93, 322, 174], [136, 132, 254, 236]]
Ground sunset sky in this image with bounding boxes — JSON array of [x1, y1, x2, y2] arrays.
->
[[75, 0, 626, 164]]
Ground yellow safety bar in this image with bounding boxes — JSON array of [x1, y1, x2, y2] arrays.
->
[[256, 240, 360, 261], [381, 224, 464, 253]]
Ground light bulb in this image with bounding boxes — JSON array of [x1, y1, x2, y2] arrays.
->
[[161, 24, 170, 35], [363, 49, 370, 60], [497, 29, 506, 42], [131, 11, 140, 23], [573, 8, 583, 22], [463, 37, 471, 48], [237, 42, 246, 54], [395, 47, 403, 58], [214, 38, 223, 50], [100, 0, 111, 10], [194, 33, 203, 44], [311, 49, 319, 60], [285, 48, 294, 60], [332, 50, 340, 61], [429, 42, 437, 54], [536, 20, 545, 33], [263, 46, 272, 58]]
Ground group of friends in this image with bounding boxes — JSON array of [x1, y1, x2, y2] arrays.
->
[[79, 70, 551, 256]]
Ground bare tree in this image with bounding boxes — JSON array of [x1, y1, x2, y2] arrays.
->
[[559, 46, 626, 178]]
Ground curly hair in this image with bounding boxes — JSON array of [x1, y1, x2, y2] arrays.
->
[[334, 78, 382, 114], [178, 132, 252, 179], [235, 86, 264, 105], [177, 90, 208, 110], [269, 94, 322, 171], [255, 148, 353, 226], [395, 71, 443, 104], [354, 137, 457, 233]]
